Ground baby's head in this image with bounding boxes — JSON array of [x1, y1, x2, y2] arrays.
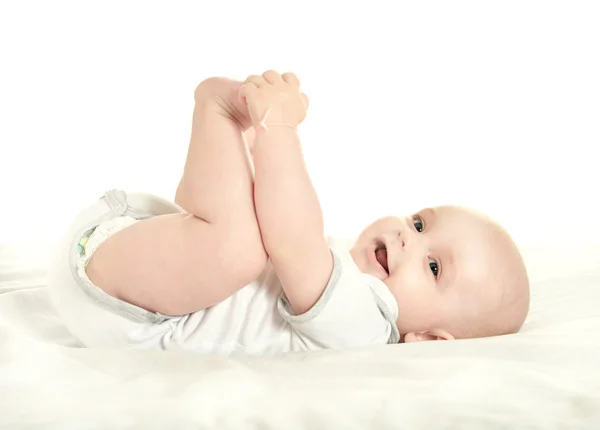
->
[[350, 206, 530, 342]]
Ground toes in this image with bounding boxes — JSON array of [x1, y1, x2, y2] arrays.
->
[[282, 72, 300, 87], [244, 74, 267, 88], [262, 70, 282, 84]]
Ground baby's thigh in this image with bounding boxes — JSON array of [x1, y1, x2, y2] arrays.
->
[[86, 213, 268, 316]]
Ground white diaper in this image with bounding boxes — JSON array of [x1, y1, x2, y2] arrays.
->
[[47, 189, 185, 349], [76, 215, 139, 279]]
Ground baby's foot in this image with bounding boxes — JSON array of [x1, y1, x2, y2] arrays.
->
[[194, 78, 253, 130]]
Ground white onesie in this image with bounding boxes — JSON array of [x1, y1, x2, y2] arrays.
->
[[48, 191, 400, 356]]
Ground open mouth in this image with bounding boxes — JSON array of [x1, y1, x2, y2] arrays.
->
[[374, 241, 389, 275]]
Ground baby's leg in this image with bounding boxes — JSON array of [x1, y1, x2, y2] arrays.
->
[[86, 78, 267, 316]]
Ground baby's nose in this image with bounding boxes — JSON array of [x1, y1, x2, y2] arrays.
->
[[397, 230, 407, 248], [397, 224, 420, 249], [399, 235, 406, 248]]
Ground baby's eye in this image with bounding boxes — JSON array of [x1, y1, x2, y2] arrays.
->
[[413, 216, 424, 232], [429, 258, 439, 279]]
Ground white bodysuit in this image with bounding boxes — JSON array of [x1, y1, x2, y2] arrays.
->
[[48, 191, 400, 356]]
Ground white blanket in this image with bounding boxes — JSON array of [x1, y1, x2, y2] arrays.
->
[[1, 243, 599, 429]]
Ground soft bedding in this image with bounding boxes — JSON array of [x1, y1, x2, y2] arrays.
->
[[0, 242, 599, 429]]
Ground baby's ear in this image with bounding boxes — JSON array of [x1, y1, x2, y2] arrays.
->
[[403, 329, 455, 343]]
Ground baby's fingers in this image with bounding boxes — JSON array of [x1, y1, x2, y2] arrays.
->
[[238, 82, 259, 105], [301, 93, 310, 110], [282, 72, 300, 87]]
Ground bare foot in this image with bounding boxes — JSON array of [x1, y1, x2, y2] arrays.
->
[[194, 78, 252, 130]]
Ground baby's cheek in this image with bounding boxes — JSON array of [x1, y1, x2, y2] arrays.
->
[[397, 267, 424, 291], [389, 269, 425, 303]]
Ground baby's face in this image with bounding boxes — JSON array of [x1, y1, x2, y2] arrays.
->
[[350, 206, 523, 341]]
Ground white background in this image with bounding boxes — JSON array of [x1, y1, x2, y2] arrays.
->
[[1, 1, 598, 247]]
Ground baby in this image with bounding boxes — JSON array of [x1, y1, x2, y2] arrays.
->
[[48, 71, 530, 355]]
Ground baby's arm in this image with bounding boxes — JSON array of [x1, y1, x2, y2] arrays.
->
[[240, 71, 333, 315]]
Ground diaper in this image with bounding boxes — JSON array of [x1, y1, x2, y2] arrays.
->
[[75, 215, 138, 280], [47, 189, 185, 349]]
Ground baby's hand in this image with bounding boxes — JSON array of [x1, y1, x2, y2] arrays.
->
[[239, 70, 309, 130]]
